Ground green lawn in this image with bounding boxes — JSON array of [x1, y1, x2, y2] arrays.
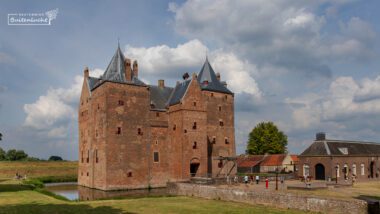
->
[[0, 182, 310, 214]]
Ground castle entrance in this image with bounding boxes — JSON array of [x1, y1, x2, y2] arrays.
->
[[190, 158, 200, 177]]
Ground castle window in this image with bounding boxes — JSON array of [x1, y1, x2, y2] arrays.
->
[[155, 140, 158, 145], [212, 137, 216, 144], [193, 102, 196, 106], [117, 127, 121, 135], [184, 129, 187, 133], [97, 104, 100, 110], [87, 172, 89, 176], [219, 106, 222, 111], [219, 120, 224, 127], [87, 150, 89, 163], [138, 128, 142, 135], [128, 172, 133, 177], [361, 164, 365, 176], [193, 142, 197, 149], [225, 138, 229, 144], [193, 122, 197, 130], [225, 95, 227, 100], [95, 149, 98, 163], [95, 129, 98, 137], [153, 152, 159, 162], [118, 100, 124, 106], [156, 112, 159, 117], [218, 160, 223, 168], [81, 151, 84, 163], [173, 124, 176, 131]]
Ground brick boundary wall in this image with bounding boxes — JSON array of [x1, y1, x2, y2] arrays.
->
[[167, 182, 367, 214]]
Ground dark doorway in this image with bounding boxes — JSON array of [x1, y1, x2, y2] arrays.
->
[[315, 163, 325, 180], [370, 161, 375, 178], [190, 163, 200, 177]]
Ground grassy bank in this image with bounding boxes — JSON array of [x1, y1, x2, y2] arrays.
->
[[0, 182, 310, 214], [0, 161, 77, 180]]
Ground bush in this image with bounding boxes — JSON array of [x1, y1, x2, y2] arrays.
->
[[22, 179, 44, 189], [48, 156, 63, 161]]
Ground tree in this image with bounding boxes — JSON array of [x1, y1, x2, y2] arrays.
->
[[0, 133, 2, 141], [0, 147, 6, 160], [6, 149, 28, 161], [48, 156, 63, 161], [246, 121, 287, 155]]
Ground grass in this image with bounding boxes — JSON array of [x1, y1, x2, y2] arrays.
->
[[0, 161, 77, 180], [0, 183, 311, 214]]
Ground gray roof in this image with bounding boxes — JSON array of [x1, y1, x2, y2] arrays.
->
[[167, 80, 191, 106], [103, 45, 126, 82], [197, 58, 233, 94], [87, 45, 146, 91], [300, 140, 380, 156], [149, 85, 174, 110]]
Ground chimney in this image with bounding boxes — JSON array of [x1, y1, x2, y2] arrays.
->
[[125, 58, 132, 81], [316, 132, 326, 141], [182, 72, 189, 80], [132, 60, 138, 77], [216, 72, 221, 81], [158, 79, 165, 88], [84, 66, 89, 78]]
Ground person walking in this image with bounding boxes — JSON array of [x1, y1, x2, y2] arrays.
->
[[244, 175, 249, 186], [255, 175, 259, 184], [265, 177, 269, 189]]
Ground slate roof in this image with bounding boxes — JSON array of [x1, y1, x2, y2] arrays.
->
[[87, 45, 146, 91], [149, 85, 174, 110], [197, 58, 233, 94], [300, 140, 380, 156], [167, 80, 191, 106]]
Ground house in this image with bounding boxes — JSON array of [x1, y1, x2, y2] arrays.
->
[[298, 133, 380, 181], [78, 44, 236, 190], [237, 154, 298, 173]]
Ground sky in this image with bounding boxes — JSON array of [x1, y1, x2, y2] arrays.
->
[[0, 0, 380, 160]]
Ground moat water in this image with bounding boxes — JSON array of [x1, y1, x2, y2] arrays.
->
[[44, 183, 169, 201]]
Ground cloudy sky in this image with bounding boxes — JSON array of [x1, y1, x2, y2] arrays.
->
[[0, 0, 379, 160]]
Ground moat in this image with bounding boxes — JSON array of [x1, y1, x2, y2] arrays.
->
[[45, 183, 169, 201]]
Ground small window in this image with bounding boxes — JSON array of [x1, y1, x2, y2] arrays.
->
[[138, 128, 142, 135], [218, 160, 223, 168], [155, 140, 158, 145], [87, 150, 89, 163], [97, 104, 100, 110], [87, 172, 89, 176], [193, 102, 196, 106], [193, 122, 197, 130], [361, 164, 365, 176], [184, 129, 187, 133], [128, 172, 133, 177], [118, 100, 124, 106], [81, 151, 84, 163], [156, 112, 159, 117], [219, 120, 224, 126], [225, 95, 227, 100], [225, 138, 229, 144], [212, 137, 216, 144], [193, 142, 197, 149], [173, 124, 176, 131], [95, 129, 98, 137], [117, 127, 121, 135], [218, 106, 222, 111], [95, 150, 98, 163], [154, 152, 159, 162]]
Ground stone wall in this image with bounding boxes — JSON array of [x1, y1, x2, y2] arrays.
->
[[167, 182, 367, 214]]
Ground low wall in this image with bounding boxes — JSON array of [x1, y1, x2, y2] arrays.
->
[[167, 182, 367, 214]]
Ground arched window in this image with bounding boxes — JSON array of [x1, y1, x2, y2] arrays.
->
[[352, 164, 357, 176], [303, 164, 310, 177], [361, 163, 365, 176]]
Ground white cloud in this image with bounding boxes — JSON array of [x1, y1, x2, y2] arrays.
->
[[23, 69, 102, 132], [125, 40, 262, 98]]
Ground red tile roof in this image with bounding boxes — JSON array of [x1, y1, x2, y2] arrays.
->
[[260, 154, 286, 166], [290, 155, 299, 162], [237, 155, 264, 168]]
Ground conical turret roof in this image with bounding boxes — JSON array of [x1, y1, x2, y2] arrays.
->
[[197, 58, 232, 94]]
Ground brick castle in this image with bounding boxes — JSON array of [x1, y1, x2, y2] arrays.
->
[[78, 45, 236, 190]]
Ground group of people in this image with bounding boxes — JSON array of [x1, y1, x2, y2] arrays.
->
[[226, 175, 261, 185]]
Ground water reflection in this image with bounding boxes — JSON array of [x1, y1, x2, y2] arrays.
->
[[45, 183, 169, 201]]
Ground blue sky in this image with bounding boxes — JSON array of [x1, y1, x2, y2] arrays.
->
[[0, 0, 379, 160]]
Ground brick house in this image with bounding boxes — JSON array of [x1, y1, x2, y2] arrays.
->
[[237, 154, 297, 173], [298, 133, 380, 181], [78, 45, 236, 190]]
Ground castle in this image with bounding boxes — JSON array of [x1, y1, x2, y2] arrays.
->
[[78, 45, 236, 190]]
